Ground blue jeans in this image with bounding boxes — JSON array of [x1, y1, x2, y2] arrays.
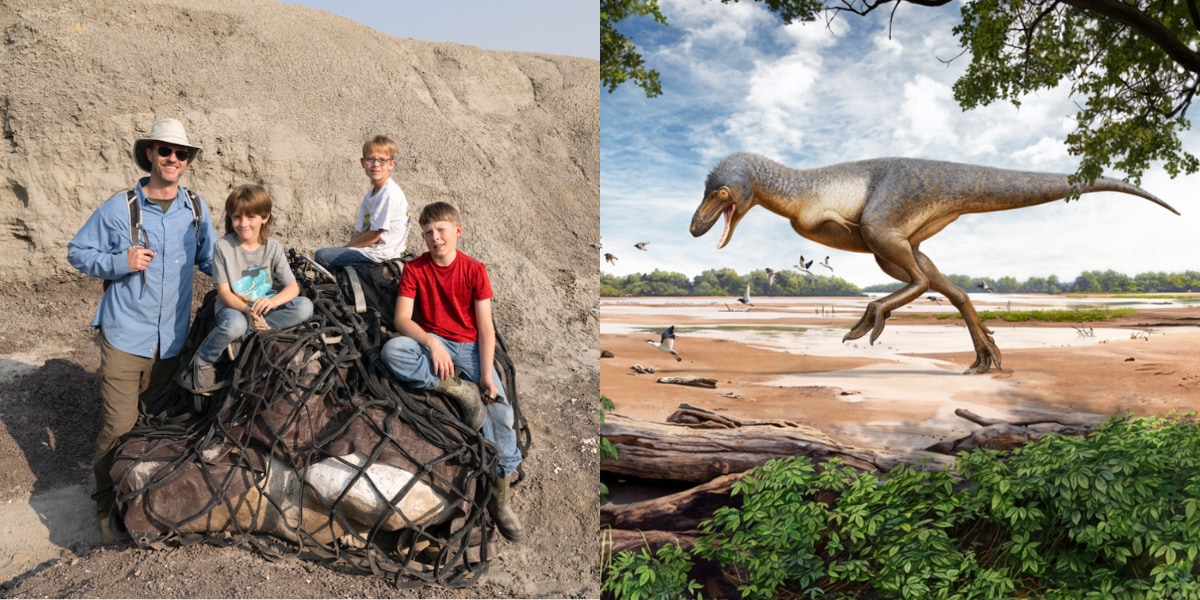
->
[[314, 247, 377, 270], [380, 334, 522, 478], [196, 296, 314, 363]]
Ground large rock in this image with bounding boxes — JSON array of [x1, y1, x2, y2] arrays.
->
[[0, 0, 599, 370]]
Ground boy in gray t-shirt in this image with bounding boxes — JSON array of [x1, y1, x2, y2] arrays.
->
[[190, 184, 313, 394]]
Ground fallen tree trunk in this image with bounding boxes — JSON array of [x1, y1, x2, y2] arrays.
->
[[601, 471, 744, 532], [602, 411, 951, 483]]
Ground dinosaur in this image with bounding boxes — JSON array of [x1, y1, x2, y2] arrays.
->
[[689, 152, 1180, 374]]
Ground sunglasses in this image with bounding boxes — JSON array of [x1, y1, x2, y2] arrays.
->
[[155, 146, 191, 161]]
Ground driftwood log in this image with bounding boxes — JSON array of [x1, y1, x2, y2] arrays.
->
[[926, 409, 1104, 454], [657, 376, 717, 389], [602, 410, 950, 483]]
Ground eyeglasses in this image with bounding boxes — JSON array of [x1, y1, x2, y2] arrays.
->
[[361, 157, 394, 166], [155, 146, 191, 161]]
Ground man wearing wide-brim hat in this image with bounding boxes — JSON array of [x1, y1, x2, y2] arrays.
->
[[67, 117, 217, 542]]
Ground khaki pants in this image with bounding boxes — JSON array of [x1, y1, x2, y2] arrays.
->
[[92, 334, 179, 515]]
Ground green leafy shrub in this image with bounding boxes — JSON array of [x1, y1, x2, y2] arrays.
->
[[957, 413, 1200, 597], [602, 413, 1200, 599], [601, 535, 701, 600]]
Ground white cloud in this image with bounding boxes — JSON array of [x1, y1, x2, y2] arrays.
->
[[897, 74, 959, 153]]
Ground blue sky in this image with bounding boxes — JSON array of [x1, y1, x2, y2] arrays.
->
[[601, 0, 1200, 288], [281, 1, 598, 59]]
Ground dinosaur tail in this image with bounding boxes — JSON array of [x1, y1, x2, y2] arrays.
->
[[941, 163, 1181, 216], [1080, 178, 1180, 215]]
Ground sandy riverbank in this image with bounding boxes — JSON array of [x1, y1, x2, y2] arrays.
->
[[601, 294, 1200, 453]]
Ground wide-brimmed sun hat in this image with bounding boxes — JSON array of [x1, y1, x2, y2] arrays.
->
[[133, 118, 202, 172]]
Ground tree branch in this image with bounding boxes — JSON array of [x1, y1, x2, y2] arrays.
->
[[1058, 0, 1200, 74]]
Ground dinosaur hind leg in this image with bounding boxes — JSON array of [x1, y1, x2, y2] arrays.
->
[[914, 250, 1001, 374], [844, 235, 930, 345]]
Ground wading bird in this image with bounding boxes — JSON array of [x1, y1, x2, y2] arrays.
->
[[646, 325, 682, 361]]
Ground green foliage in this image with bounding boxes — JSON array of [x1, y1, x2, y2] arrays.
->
[[957, 413, 1200, 596], [601, 0, 667, 97], [602, 538, 703, 600], [952, 0, 1199, 185], [718, 0, 824, 25], [604, 414, 1200, 599]]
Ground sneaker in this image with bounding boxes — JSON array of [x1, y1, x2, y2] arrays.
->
[[192, 360, 226, 396], [433, 376, 486, 430]]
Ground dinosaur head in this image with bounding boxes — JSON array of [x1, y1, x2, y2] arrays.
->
[[690, 155, 755, 249]]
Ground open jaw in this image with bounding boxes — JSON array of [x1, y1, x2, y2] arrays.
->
[[717, 204, 734, 248]]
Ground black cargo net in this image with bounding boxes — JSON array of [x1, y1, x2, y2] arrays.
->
[[109, 251, 530, 588]]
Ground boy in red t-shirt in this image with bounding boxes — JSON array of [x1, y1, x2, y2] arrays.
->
[[380, 201, 524, 542]]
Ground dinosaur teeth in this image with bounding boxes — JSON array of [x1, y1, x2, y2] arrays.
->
[[718, 205, 733, 248]]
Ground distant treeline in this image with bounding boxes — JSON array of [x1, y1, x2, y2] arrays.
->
[[600, 268, 1200, 297]]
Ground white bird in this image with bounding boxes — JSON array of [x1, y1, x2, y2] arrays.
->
[[820, 256, 834, 272], [634, 242, 649, 251], [737, 284, 753, 306], [765, 268, 777, 286], [646, 325, 682, 361], [977, 281, 993, 293], [926, 294, 943, 305], [604, 253, 618, 266], [795, 256, 814, 275]]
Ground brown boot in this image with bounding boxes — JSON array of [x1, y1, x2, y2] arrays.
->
[[488, 474, 525, 542], [434, 376, 486, 429]]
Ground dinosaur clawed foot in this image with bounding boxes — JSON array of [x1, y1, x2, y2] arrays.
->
[[843, 303, 890, 345], [962, 331, 1002, 374]]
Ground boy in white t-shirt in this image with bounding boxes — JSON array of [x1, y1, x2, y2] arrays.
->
[[314, 134, 411, 269]]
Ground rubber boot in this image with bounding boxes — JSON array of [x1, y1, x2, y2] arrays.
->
[[434, 376, 486, 429], [488, 474, 525, 542]]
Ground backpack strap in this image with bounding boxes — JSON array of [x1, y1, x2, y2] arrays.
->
[[124, 187, 205, 249], [124, 189, 143, 247], [184, 188, 203, 235]]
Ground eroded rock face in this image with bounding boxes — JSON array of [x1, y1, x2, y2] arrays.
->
[[0, 0, 599, 371]]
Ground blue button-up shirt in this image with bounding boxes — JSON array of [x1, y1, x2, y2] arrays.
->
[[67, 177, 216, 359]]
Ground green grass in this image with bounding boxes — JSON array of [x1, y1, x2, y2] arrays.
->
[[935, 307, 1135, 323]]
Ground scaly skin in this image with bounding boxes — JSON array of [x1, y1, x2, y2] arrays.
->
[[689, 153, 1179, 374]]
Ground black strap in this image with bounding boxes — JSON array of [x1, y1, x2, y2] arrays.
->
[[123, 188, 204, 247]]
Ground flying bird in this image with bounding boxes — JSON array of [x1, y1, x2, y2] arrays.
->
[[795, 255, 814, 275], [820, 256, 834, 272], [976, 281, 993, 293], [604, 253, 618, 266], [926, 295, 943, 305], [737, 284, 753, 306], [634, 242, 649, 251], [646, 325, 682, 361], [765, 268, 777, 286]]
